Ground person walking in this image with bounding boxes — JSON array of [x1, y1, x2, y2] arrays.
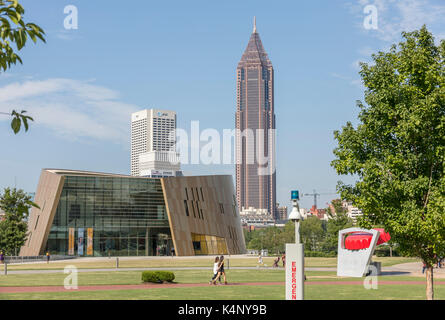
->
[[258, 253, 263, 265], [422, 262, 427, 274], [281, 253, 286, 268], [0, 251, 4, 264], [209, 256, 220, 284], [212, 255, 227, 285], [46, 251, 50, 264], [273, 256, 280, 268]]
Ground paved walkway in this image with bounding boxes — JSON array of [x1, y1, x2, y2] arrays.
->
[[383, 262, 445, 278]]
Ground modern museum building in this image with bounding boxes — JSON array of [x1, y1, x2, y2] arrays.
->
[[20, 169, 246, 257]]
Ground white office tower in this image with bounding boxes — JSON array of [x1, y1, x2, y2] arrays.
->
[[131, 109, 182, 177]]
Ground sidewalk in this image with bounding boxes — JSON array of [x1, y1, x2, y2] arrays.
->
[[383, 262, 445, 279]]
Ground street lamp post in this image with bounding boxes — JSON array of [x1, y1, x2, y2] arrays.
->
[[290, 199, 301, 244], [285, 190, 304, 300]]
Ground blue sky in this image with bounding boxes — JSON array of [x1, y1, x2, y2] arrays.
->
[[0, 0, 444, 210]]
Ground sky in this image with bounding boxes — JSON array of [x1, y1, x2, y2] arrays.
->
[[0, 0, 444, 211]]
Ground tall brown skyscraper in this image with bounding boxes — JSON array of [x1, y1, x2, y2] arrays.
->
[[235, 18, 276, 218]]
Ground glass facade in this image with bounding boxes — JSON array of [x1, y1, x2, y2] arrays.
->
[[191, 233, 228, 255], [46, 175, 173, 256]]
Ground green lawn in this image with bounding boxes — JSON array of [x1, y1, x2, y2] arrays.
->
[[0, 269, 285, 287], [371, 257, 420, 267], [0, 269, 432, 287], [1, 282, 443, 300], [1, 268, 443, 300]]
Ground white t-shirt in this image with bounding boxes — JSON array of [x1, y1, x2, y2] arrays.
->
[[213, 262, 219, 274]]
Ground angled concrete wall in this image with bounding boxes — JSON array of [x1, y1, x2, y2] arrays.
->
[[20, 170, 65, 256], [161, 175, 247, 256]]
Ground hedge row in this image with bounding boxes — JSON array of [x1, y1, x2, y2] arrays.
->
[[304, 251, 337, 257], [141, 271, 175, 283]]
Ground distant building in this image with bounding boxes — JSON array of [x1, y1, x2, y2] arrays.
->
[[235, 18, 276, 218], [138, 151, 182, 178], [276, 204, 288, 221], [328, 202, 336, 216], [342, 200, 363, 222], [317, 208, 328, 221], [240, 206, 275, 227], [131, 109, 182, 177], [308, 205, 329, 221]]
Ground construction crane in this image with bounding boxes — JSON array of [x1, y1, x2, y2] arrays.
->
[[303, 190, 337, 208]]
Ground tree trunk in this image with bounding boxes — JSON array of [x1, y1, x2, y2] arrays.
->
[[426, 266, 434, 300]]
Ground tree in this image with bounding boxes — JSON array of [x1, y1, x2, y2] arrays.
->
[[329, 199, 347, 215], [0, 0, 45, 133], [0, 187, 38, 255], [246, 226, 288, 254], [300, 216, 325, 251], [280, 220, 296, 244], [321, 212, 354, 254], [331, 26, 444, 300]]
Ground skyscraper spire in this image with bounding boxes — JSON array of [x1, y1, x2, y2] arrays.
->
[[239, 17, 271, 67]]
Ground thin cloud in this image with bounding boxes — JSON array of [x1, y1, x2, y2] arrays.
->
[[0, 78, 140, 144], [330, 73, 363, 89], [53, 29, 82, 41], [347, 0, 445, 43], [345, 0, 444, 89]]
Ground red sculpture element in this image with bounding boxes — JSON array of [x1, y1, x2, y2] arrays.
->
[[344, 228, 391, 250]]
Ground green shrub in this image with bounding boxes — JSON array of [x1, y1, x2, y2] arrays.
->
[[142, 271, 159, 283], [141, 271, 175, 283], [156, 271, 175, 282]]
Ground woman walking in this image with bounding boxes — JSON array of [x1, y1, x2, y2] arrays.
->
[[209, 256, 220, 284], [212, 255, 228, 285]]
